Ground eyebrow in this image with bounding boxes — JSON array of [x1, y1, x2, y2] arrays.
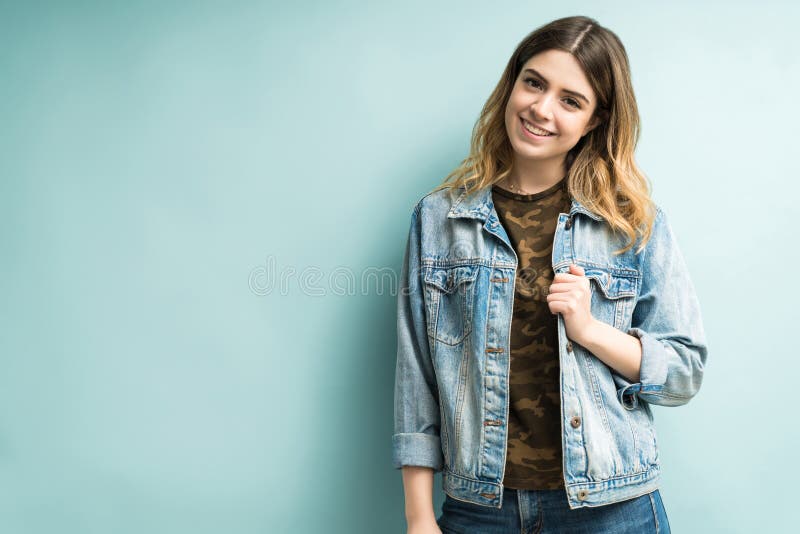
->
[[522, 68, 591, 105]]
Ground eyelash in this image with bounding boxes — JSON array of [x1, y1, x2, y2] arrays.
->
[[523, 77, 581, 109]]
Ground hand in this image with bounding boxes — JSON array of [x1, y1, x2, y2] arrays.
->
[[407, 518, 443, 534], [547, 263, 596, 344]]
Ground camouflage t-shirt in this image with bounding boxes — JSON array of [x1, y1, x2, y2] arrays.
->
[[491, 175, 571, 490]]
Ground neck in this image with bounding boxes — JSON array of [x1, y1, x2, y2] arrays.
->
[[507, 156, 567, 194]]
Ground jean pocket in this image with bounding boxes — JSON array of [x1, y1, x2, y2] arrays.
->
[[584, 266, 639, 331], [422, 264, 479, 346], [649, 489, 671, 534]]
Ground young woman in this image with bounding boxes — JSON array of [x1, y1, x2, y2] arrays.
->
[[392, 15, 708, 534]]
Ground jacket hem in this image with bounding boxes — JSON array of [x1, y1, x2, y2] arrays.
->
[[441, 463, 661, 510]]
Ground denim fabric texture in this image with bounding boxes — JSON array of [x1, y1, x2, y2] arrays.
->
[[392, 184, 708, 510], [436, 487, 671, 533]]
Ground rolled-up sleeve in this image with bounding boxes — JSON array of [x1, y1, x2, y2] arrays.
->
[[613, 206, 709, 410], [392, 204, 443, 471]]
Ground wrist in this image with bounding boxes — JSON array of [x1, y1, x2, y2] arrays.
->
[[576, 316, 602, 347], [405, 508, 436, 524]]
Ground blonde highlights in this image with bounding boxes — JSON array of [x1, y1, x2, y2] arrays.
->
[[430, 16, 656, 255]]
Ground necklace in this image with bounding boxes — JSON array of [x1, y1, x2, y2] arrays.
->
[[502, 177, 532, 195], [501, 176, 564, 196], [505, 176, 566, 195]]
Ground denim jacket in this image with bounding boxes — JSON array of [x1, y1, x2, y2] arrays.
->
[[392, 183, 708, 510]]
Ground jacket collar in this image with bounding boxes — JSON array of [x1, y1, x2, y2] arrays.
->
[[446, 183, 604, 222]]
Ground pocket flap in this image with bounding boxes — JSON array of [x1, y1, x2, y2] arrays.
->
[[423, 265, 479, 294], [584, 268, 638, 299]]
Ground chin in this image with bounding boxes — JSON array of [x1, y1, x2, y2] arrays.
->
[[513, 142, 552, 158]]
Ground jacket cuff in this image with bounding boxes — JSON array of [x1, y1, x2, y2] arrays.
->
[[615, 327, 668, 410], [392, 432, 443, 471]]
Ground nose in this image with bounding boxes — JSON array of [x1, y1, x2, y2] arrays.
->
[[530, 93, 555, 120]]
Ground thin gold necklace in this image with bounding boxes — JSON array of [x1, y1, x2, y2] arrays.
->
[[502, 175, 564, 195], [501, 177, 529, 195]]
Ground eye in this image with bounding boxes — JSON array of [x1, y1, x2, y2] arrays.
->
[[523, 77, 582, 109], [524, 77, 543, 90]]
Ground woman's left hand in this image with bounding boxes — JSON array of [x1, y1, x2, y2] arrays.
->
[[547, 263, 596, 343]]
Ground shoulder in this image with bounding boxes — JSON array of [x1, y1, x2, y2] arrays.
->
[[637, 201, 685, 269], [650, 202, 676, 240], [410, 184, 464, 217], [630, 201, 669, 250]]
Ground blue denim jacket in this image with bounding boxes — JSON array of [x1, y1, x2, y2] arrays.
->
[[392, 184, 708, 510]]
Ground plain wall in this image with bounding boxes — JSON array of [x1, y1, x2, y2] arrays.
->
[[1, 1, 796, 532]]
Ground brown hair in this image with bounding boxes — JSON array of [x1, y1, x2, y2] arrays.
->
[[431, 15, 656, 254]]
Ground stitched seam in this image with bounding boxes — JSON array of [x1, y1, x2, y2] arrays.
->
[[649, 492, 660, 532], [644, 391, 693, 400], [580, 347, 613, 435], [453, 332, 468, 464], [533, 491, 543, 534]]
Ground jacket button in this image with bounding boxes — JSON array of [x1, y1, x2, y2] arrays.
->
[[565, 216, 573, 229], [577, 489, 588, 500], [570, 416, 581, 428], [566, 340, 573, 352]]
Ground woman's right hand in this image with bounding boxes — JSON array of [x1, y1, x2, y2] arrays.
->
[[407, 518, 443, 534]]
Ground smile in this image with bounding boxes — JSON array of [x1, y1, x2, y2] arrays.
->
[[521, 118, 555, 137]]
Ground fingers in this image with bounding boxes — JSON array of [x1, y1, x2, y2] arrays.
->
[[548, 283, 574, 294], [553, 263, 585, 282], [553, 273, 582, 282], [548, 279, 591, 294], [546, 295, 579, 314]]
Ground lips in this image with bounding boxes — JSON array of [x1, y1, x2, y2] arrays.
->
[[521, 118, 555, 136]]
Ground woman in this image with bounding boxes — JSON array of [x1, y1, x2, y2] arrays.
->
[[392, 15, 707, 534]]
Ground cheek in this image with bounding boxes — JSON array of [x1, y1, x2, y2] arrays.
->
[[554, 118, 585, 141], [571, 115, 594, 134], [504, 104, 513, 126], [506, 89, 529, 113], [505, 104, 522, 136], [505, 97, 520, 121], [504, 113, 514, 139]]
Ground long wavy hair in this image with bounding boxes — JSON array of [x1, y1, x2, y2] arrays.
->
[[431, 15, 656, 255]]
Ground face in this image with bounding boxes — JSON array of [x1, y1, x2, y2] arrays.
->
[[504, 49, 601, 171]]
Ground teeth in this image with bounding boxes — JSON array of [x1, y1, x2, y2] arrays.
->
[[523, 120, 553, 136]]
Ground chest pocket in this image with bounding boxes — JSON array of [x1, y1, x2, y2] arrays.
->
[[422, 264, 479, 346], [584, 267, 639, 331]]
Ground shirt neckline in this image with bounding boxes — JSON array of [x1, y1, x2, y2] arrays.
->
[[491, 175, 567, 201]]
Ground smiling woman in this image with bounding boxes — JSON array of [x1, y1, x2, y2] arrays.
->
[[393, 14, 706, 534], [502, 49, 603, 193]]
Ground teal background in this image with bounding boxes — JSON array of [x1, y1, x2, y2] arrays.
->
[[1, 1, 796, 532]]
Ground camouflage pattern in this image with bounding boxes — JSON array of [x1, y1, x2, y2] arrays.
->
[[491, 176, 572, 490]]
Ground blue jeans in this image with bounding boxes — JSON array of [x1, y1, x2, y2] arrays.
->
[[436, 487, 671, 533]]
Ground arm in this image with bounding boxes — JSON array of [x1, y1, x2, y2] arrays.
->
[[402, 466, 436, 524], [393, 205, 442, 518], [579, 319, 643, 384], [612, 206, 709, 409]]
